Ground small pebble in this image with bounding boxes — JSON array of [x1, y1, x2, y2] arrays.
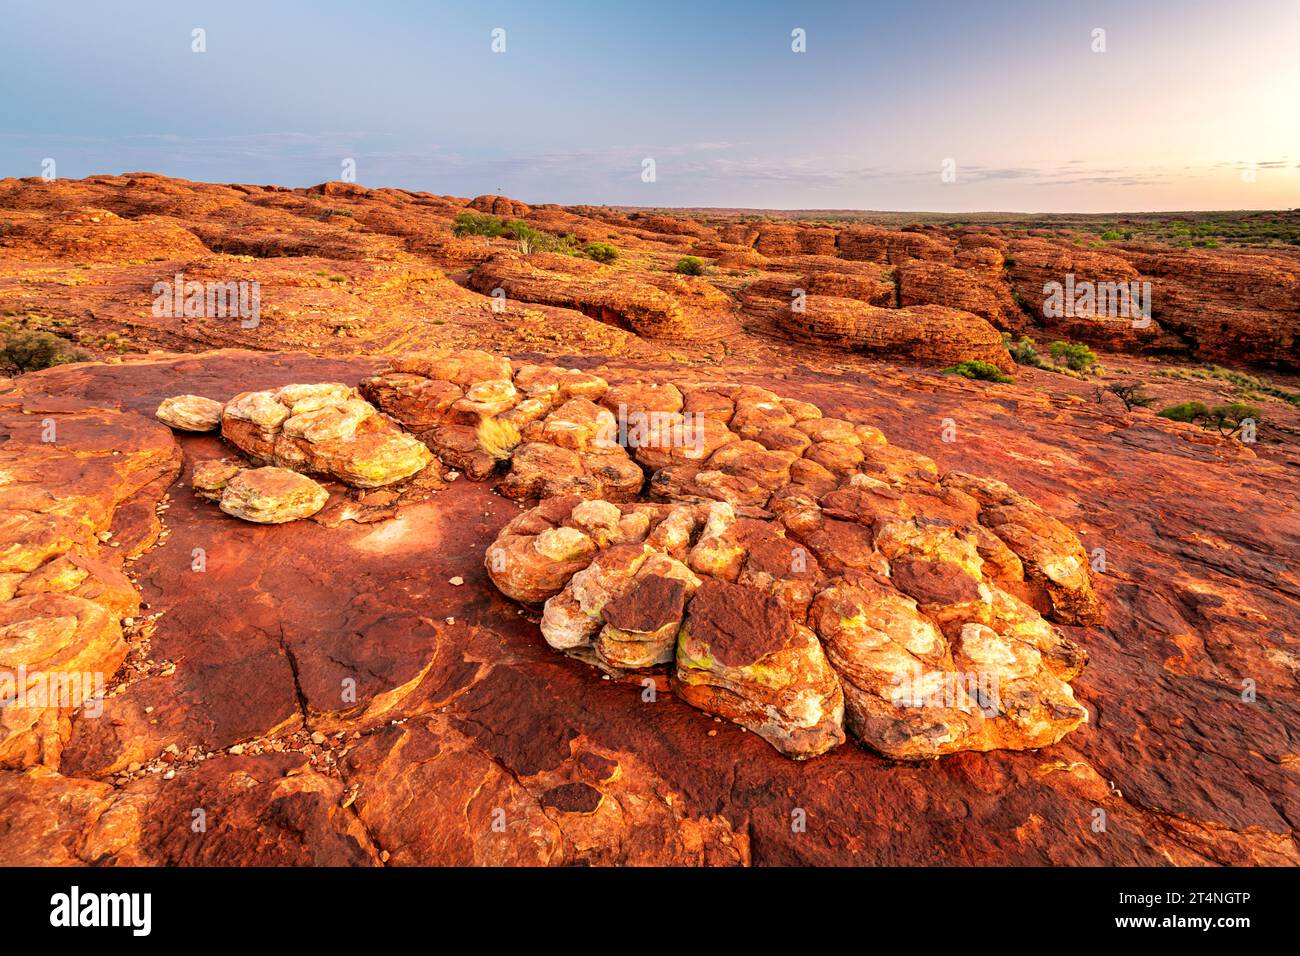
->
[[449, 576, 464, 586]]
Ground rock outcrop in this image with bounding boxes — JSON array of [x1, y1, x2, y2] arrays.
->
[[216, 466, 330, 524], [1122, 246, 1300, 368], [484, 373, 1093, 760], [0, 386, 182, 769], [898, 249, 1026, 333], [467, 194, 531, 218], [741, 276, 1014, 371], [221, 383, 433, 487], [467, 251, 737, 341], [155, 394, 224, 432]]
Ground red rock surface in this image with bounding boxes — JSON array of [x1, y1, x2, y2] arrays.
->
[[4, 174, 1295, 370], [1, 174, 1297, 867], [1, 347, 1296, 866]]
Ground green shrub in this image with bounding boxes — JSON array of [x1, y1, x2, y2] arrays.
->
[[1049, 340, 1099, 372], [1, 329, 90, 373], [1100, 230, 1123, 241], [1159, 400, 1260, 437], [940, 360, 1014, 384], [583, 241, 619, 264], [1205, 403, 1261, 435], [1001, 333, 1042, 366], [452, 212, 506, 238], [503, 220, 580, 255], [1158, 401, 1210, 423], [675, 256, 706, 276]]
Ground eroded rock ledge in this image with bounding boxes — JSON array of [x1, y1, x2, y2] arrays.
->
[[352, 349, 1100, 760], [2, 348, 1295, 866], [436, 353, 1101, 760]]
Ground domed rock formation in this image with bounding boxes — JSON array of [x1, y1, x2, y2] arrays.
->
[[839, 225, 954, 264], [467, 251, 738, 341], [740, 276, 1014, 371], [220, 383, 433, 487], [484, 372, 1096, 761], [898, 250, 1027, 333], [467, 194, 531, 218], [216, 466, 330, 524]]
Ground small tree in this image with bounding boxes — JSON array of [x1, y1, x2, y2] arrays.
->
[[1204, 403, 1261, 437], [1001, 333, 1042, 367], [1105, 382, 1155, 412], [1158, 401, 1260, 439]]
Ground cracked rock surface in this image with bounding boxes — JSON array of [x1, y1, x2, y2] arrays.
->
[[1, 349, 1296, 867]]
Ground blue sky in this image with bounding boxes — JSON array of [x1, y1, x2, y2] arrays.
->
[[2, 0, 1297, 211]]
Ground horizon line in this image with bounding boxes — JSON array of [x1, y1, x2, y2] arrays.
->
[[8, 170, 1298, 220]]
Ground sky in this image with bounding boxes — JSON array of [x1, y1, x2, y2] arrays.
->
[[1, 0, 1297, 212]]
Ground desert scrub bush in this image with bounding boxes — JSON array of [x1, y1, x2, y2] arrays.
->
[[476, 416, 521, 461], [452, 212, 507, 238], [0, 328, 90, 373], [1158, 401, 1260, 437], [1100, 230, 1123, 241], [675, 256, 706, 276], [1049, 340, 1099, 373], [940, 360, 1014, 384], [1001, 333, 1043, 367], [1153, 364, 1300, 405], [583, 241, 619, 264], [504, 221, 580, 255], [1158, 400, 1210, 423]]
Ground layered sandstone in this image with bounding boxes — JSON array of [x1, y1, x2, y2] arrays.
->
[[220, 383, 433, 487], [467, 251, 738, 341], [484, 372, 1095, 760], [741, 276, 1014, 371]]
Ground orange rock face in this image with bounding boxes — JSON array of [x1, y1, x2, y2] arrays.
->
[[1, 173, 1298, 868], [741, 276, 1014, 371], [468, 251, 739, 341], [898, 252, 1026, 333], [2, 173, 1295, 370]]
